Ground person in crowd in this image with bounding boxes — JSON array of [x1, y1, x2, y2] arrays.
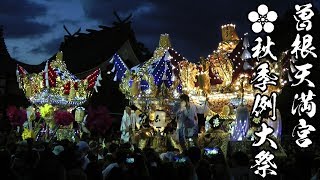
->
[[311, 157, 320, 180], [143, 147, 162, 180], [131, 153, 151, 180], [186, 147, 201, 180], [33, 142, 66, 180], [177, 94, 198, 150], [0, 146, 17, 180], [67, 152, 87, 180], [103, 149, 128, 180], [194, 98, 211, 133], [77, 141, 90, 170], [229, 151, 253, 180], [1, 102, 320, 180], [11, 140, 34, 180], [52, 145, 64, 156], [196, 159, 213, 180], [86, 150, 103, 180], [160, 162, 179, 179], [204, 147, 231, 180], [102, 143, 118, 169], [175, 156, 198, 180], [186, 146, 201, 166]]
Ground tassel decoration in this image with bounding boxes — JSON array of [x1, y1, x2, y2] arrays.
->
[[44, 61, 49, 88]]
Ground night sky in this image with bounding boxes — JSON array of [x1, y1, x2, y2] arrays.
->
[[1, 0, 319, 65]]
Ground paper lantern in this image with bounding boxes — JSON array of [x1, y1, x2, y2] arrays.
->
[[243, 35, 250, 48], [152, 111, 167, 128], [266, 109, 282, 139], [241, 49, 251, 60], [231, 105, 249, 141], [243, 61, 252, 70]]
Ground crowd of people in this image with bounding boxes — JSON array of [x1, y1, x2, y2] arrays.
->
[[0, 134, 320, 180], [0, 94, 320, 180]]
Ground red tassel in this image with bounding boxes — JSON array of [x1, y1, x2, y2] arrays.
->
[[74, 82, 78, 90], [64, 82, 71, 95], [47, 64, 57, 87], [42, 72, 46, 87]]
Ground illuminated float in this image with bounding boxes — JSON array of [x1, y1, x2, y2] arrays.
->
[[16, 51, 102, 141]]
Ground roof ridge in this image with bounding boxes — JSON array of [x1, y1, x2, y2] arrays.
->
[[0, 26, 11, 58]]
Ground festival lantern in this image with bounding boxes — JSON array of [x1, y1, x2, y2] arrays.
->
[[75, 107, 85, 123], [231, 105, 250, 141]]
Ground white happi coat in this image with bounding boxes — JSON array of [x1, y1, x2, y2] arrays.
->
[[177, 103, 198, 139], [120, 110, 136, 143]]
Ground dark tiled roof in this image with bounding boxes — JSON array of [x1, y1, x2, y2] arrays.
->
[[52, 22, 143, 74], [0, 22, 147, 76]]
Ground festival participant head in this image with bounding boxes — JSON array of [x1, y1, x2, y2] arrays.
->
[[115, 149, 128, 168], [0, 147, 11, 170], [15, 140, 28, 156], [130, 105, 138, 112], [109, 143, 119, 154], [311, 157, 320, 178], [77, 141, 90, 157], [186, 146, 201, 165], [230, 151, 249, 167], [52, 145, 64, 156], [179, 94, 189, 108], [180, 94, 189, 103], [150, 104, 157, 111], [200, 126, 206, 133]]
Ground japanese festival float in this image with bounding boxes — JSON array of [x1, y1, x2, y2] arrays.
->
[[110, 24, 290, 154], [16, 51, 102, 141], [110, 33, 186, 151]]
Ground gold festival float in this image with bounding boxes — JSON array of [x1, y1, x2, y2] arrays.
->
[[16, 51, 102, 141], [110, 34, 188, 150], [179, 24, 289, 121]]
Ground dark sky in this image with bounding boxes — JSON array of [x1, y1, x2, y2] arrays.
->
[[1, 0, 319, 64]]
